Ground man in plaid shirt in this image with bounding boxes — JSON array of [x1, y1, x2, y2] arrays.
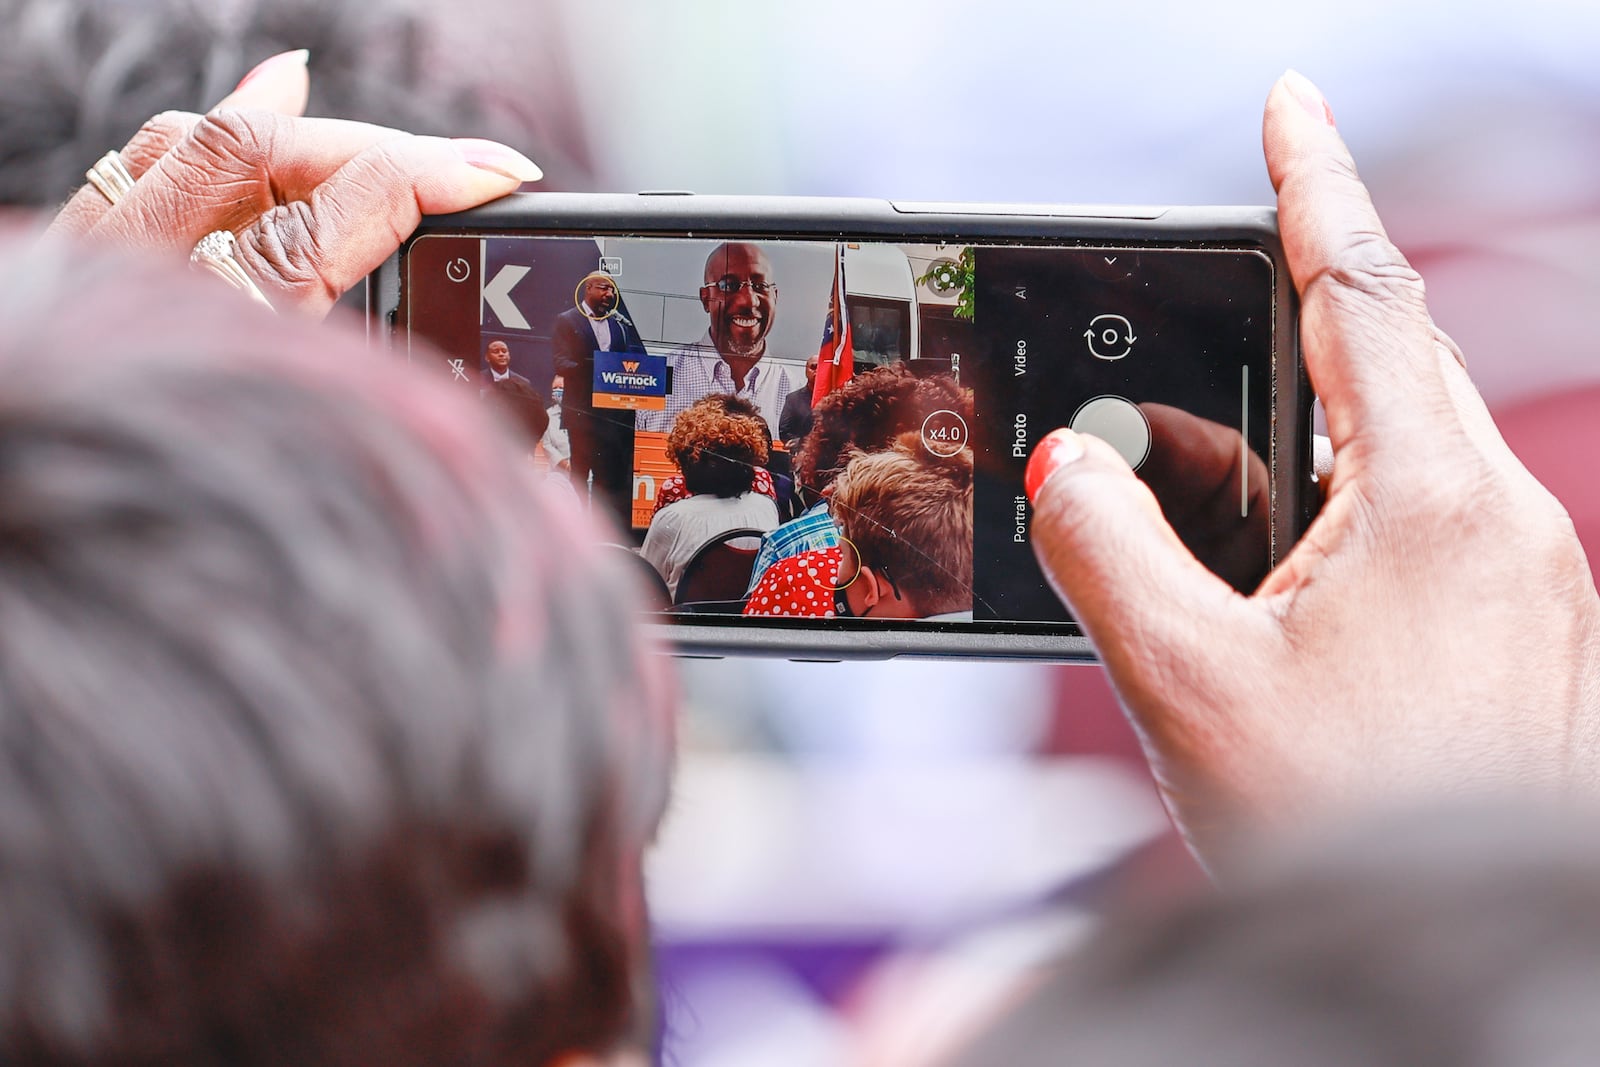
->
[[636, 242, 796, 439]]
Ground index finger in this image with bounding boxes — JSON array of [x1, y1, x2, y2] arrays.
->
[[85, 112, 412, 252], [1264, 72, 1451, 472]]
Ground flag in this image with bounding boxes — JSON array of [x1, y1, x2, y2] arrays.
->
[[811, 243, 853, 405]]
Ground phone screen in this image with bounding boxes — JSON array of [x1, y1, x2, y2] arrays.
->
[[400, 232, 1277, 633]]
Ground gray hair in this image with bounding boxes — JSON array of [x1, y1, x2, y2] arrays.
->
[[0, 0, 594, 209], [952, 804, 1600, 1067], [0, 237, 672, 1063]]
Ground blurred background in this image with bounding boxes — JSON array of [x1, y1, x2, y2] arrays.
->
[[5, 0, 1597, 1062], [524, 3, 1599, 1063]]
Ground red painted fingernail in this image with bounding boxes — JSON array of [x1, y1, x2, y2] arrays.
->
[[1282, 69, 1336, 127], [234, 49, 309, 92], [1025, 429, 1085, 504], [451, 138, 544, 182]]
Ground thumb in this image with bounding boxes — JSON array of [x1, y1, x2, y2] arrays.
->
[[1026, 428, 1244, 674]]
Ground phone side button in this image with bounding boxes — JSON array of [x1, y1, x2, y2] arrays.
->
[[638, 190, 696, 196]]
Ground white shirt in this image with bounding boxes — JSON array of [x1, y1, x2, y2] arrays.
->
[[584, 305, 615, 352], [641, 492, 779, 598], [541, 403, 570, 464], [635, 333, 795, 438]]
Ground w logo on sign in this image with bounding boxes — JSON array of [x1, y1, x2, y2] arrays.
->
[[623, 360, 640, 372]]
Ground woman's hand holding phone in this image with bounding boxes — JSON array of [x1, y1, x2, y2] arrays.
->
[[1027, 71, 1600, 869]]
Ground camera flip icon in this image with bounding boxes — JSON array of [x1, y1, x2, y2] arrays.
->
[[1084, 313, 1136, 360]]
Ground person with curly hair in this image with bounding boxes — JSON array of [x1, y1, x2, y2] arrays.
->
[[641, 394, 779, 599], [651, 394, 779, 517], [743, 365, 971, 616]]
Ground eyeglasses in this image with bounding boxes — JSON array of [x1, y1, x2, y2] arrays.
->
[[832, 541, 901, 618], [704, 277, 777, 296]]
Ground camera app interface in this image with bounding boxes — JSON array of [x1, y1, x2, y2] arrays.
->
[[403, 234, 1274, 630]]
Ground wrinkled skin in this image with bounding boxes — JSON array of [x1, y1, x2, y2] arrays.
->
[[1028, 72, 1600, 871], [47, 50, 538, 317]]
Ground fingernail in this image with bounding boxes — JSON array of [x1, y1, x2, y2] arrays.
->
[[235, 49, 310, 92], [1025, 429, 1085, 504], [1281, 69, 1336, 127], [452, 138, 543, 182]]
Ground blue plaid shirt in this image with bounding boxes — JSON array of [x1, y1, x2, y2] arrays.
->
[[744, 501, 840, 595]]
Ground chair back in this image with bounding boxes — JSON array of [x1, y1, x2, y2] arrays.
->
[[601, 542, 671, 613], [673, 527, 768, 608]]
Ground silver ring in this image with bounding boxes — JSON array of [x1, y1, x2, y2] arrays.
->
[[84, 151, 135, 205], [190, 230, 274, 312]]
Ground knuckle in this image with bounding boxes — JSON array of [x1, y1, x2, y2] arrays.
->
[[1516, 481, 1591, 577], [189, 111, 274, 178], [1320, 148, 1362, 186], [248, 203, 340, 305], [335, 147, 417, 243], [1432, 324, 1468, 369], [339, 151, 403, 202], [341, 145, 416, 210], [133, 109, 191, 144], [1313, 228, 1428, 312], [121, 111, 196, 174]]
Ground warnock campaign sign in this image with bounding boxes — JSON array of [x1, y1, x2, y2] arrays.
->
[[593, 351, 669, 411]]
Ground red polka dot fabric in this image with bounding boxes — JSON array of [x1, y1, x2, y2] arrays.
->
[[652, 468, 776, 517], [742, 547, 843, 618]]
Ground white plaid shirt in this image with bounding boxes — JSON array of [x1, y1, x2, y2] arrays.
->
[[635, 334, 795, 438]]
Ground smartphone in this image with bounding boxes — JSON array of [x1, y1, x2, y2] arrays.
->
[[372, 193, 1311, 660]]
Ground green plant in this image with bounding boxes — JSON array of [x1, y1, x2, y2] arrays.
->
[[917, 247, 976, 321]]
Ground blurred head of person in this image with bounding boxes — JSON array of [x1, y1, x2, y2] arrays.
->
[[945, 805, 1600, 1067], [829, 432, 973, 619], [667, 393, 769, 499], [0, 0, 594, 212], [796, 365, 970, 504], [487, 374, 550, 446], [0, 240, 672, 1066]]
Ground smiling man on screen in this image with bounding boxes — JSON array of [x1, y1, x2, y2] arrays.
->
[[636, 242, 796, 439]]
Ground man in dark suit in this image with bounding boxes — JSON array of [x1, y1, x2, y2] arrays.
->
[[550, 271, 646, 524], [480, 339, 531, 393], [779, 353, 820, 451]]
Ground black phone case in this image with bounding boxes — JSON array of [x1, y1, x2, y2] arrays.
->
[[372, 193, 1311, 661]]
